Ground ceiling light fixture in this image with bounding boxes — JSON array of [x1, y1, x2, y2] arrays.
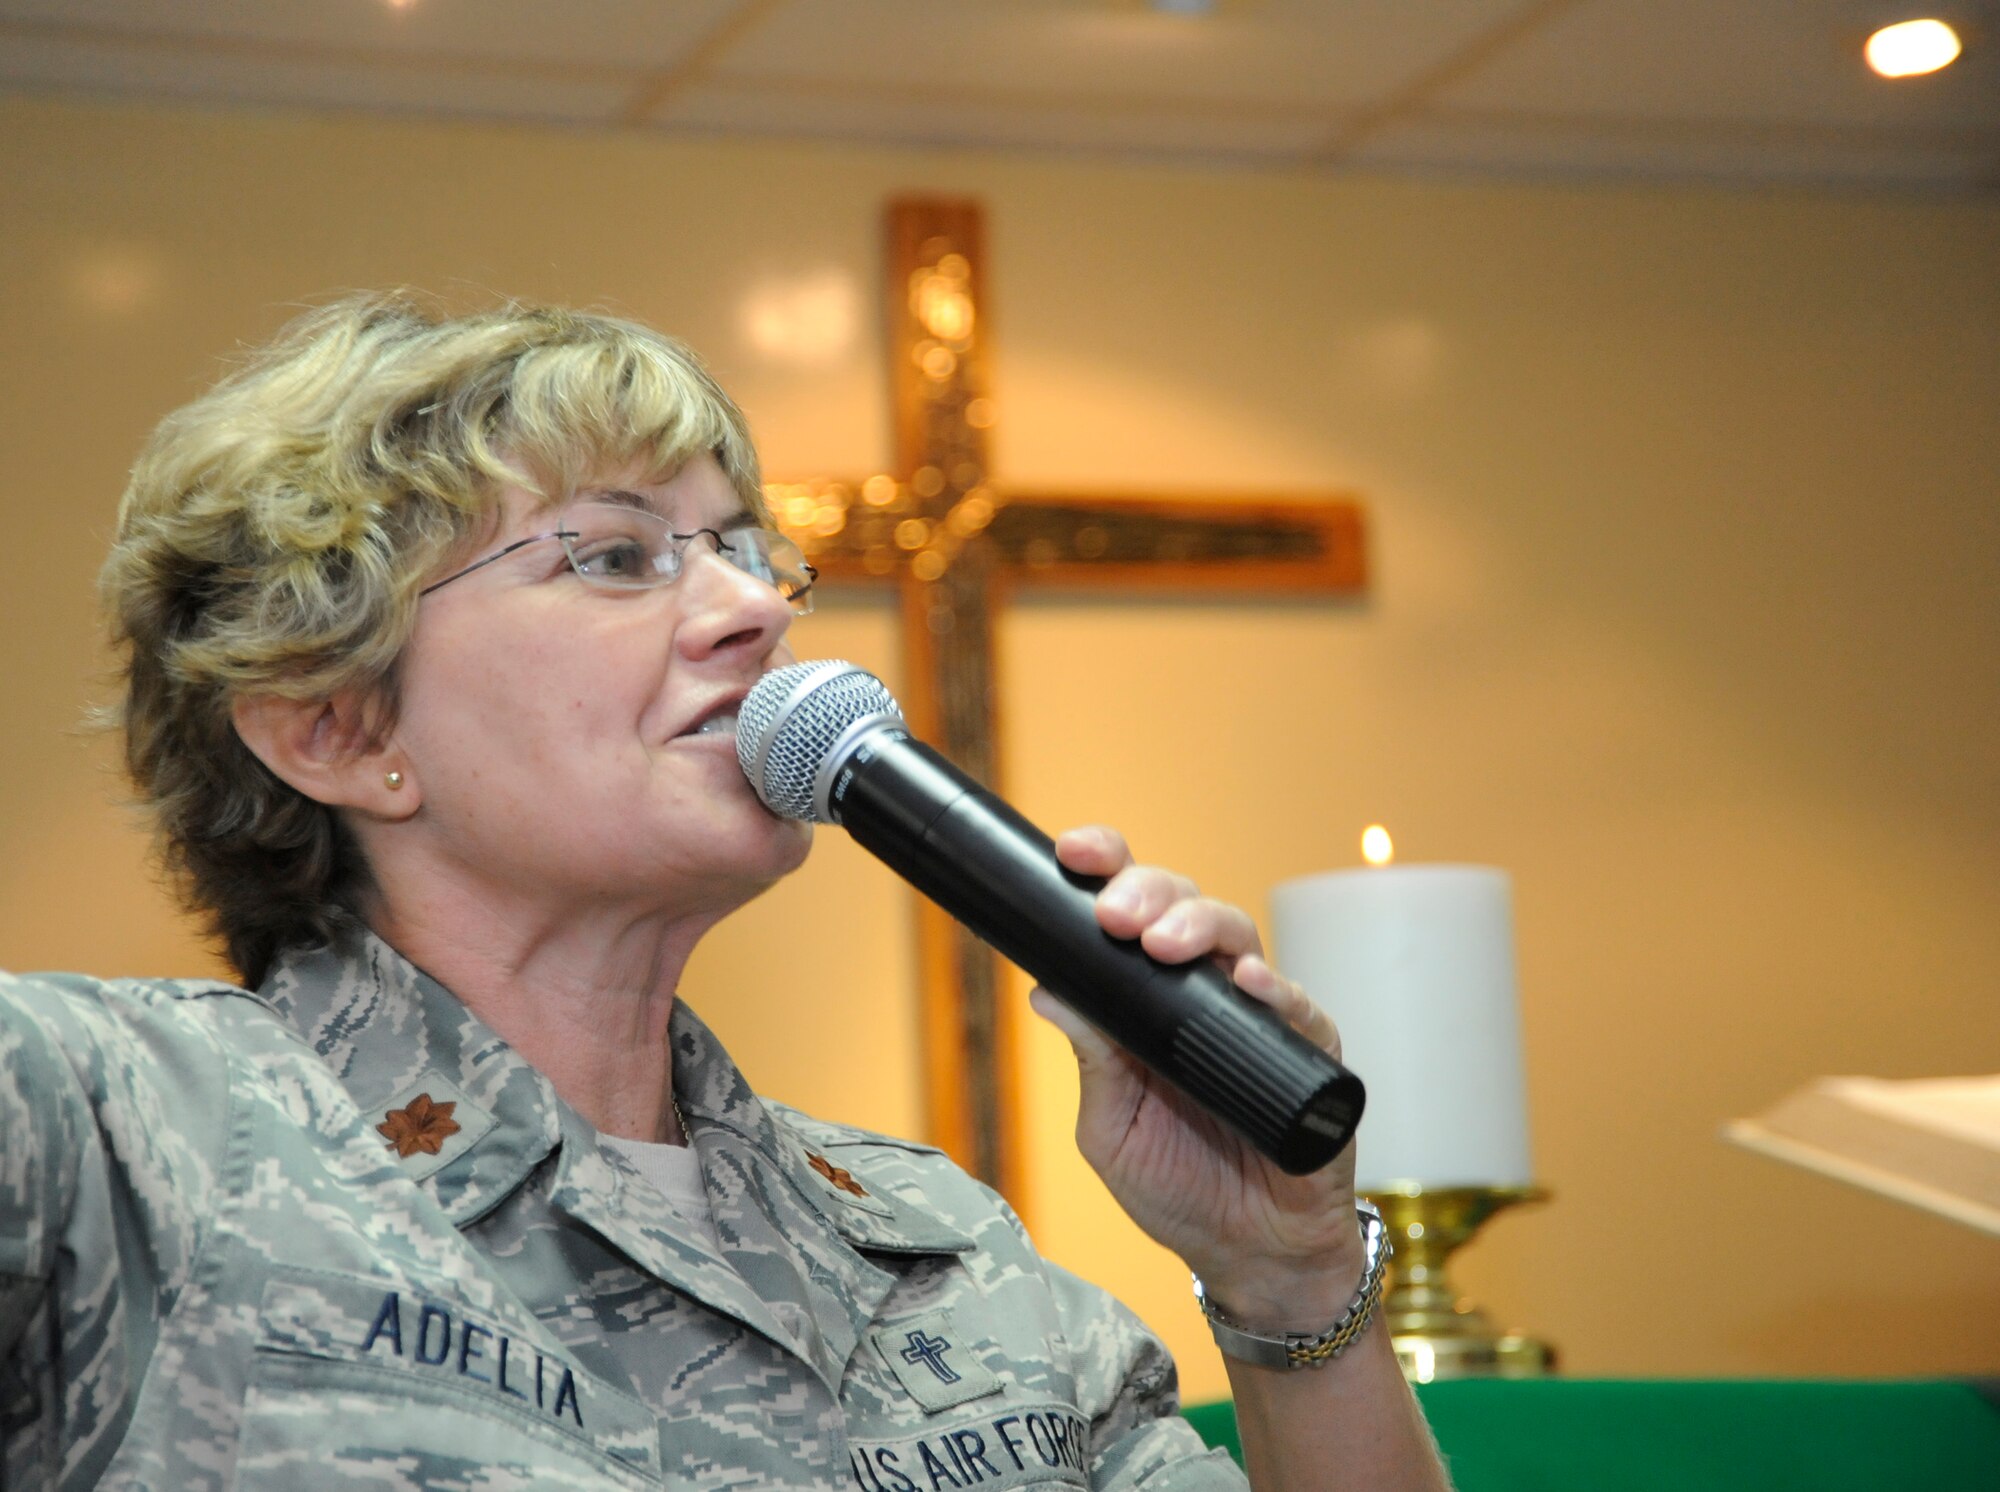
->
[[1150, 0, 1218, 14], [1864, 17, 1963, 77]]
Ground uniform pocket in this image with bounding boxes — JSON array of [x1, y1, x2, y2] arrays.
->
[[238, 1354, 662, 1490], [238, 1266, 662, 1490]]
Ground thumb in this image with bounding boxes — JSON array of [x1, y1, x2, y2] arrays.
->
[[1027, 987, 1117, 1067], [1030, 988, 1154, 1175]]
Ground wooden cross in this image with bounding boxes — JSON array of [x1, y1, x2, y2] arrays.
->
[[766, 197, 1366, 1201]]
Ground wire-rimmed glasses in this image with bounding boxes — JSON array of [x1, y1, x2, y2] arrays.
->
[[419, 502, 818, 614]]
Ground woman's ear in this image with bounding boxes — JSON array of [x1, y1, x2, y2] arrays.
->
[[231, 692, 419, 821]]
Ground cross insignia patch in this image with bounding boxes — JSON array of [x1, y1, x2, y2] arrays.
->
[[872, 1309, 1000, 1412], [900, 1329, 959, 1384]]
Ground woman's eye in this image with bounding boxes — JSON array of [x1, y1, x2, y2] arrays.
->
[[574, 539, 651, 579]]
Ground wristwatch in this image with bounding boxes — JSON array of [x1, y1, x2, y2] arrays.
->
[[1191, 1200, 1392, 1370]]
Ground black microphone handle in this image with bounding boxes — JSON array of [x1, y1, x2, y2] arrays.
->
[[824, 727, 1365, 1175]]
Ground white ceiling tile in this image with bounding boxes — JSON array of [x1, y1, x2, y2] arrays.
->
[[1349, 113, 1995, 192], [0, 0, 1991, 191], [657, 75, 1326, 158], [0, 31, 629, 124], [0, 0, 740, 73], [1431, 0, 2000, 132], [711, 0, 1527, 110]]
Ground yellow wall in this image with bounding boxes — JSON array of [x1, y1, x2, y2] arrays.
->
[[3, 96, 1996, 1403]]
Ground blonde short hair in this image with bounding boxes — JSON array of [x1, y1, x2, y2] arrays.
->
[[102, 291, 768, 985]]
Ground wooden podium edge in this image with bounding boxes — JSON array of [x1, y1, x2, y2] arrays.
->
[[1724, 1118, 2000, 1238]]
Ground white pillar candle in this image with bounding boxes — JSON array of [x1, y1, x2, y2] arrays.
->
[[1271, 865, 1533, 1190]]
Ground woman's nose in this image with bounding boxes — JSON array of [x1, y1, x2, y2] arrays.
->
[[673, 543, 794, 659]]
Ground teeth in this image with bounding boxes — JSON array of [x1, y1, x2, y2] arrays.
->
[[693, 712, 738, 737]]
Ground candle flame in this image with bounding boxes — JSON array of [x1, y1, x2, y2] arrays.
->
[[1361, 825, 1394, 867]]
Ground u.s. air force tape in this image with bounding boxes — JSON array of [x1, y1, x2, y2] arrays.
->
[[848, 1405, 1093, 1492]]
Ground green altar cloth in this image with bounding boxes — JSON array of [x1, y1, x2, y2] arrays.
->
[[1183, 1379, 2000, 1488]]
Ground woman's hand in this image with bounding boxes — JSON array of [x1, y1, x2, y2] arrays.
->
[[1031, 825, 1367, 1332]]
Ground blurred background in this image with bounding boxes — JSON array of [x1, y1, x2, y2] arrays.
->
[[1, 1, 1995, 1403]]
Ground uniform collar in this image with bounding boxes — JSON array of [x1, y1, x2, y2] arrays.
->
[[259, 926, 562, 1229], [259, 927, 973, 1391], [665, 1001, 975, 1258], [602, 1002, 973, 1388]]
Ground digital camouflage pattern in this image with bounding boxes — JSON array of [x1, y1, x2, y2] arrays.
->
[[1, 930, 1244, 1489]]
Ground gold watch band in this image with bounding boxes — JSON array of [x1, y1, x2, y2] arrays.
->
[[1191, 1201, 1392, 1370]]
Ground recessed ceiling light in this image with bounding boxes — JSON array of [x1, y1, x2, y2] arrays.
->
[[1864, 18, 1963, 77], [1150, 0, 1218, 14]]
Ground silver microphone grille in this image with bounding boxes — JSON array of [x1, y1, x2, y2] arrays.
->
[[737, 660, 903, 822]]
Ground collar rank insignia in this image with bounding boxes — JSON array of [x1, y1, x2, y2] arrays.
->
[[379, 1093, 462, 1157], [807, 1152, 869, 1197]]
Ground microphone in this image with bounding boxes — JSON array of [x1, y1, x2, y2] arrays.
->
[[737, 659, 1364, 1176]]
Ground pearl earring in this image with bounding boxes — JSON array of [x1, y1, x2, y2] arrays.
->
[[385, 771, 404, 790]]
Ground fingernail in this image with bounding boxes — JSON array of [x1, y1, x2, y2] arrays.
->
[[1155, 909, 1189, 939]]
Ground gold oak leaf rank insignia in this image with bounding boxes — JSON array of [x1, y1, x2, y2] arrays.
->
[[807, 1152, 869, 1197], [378, 1093, 462, 1157]]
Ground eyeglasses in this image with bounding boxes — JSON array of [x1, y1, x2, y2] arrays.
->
[[419, 501, 818, 614]]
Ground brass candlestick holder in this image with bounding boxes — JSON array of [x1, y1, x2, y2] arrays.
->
[[1362, 1183, 1555, 1383]]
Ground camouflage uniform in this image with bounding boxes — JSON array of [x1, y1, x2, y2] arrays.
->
[[1, 930, 1244, 1490]]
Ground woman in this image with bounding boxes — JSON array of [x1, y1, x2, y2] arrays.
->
[[0, 294, 1447, 1490]]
